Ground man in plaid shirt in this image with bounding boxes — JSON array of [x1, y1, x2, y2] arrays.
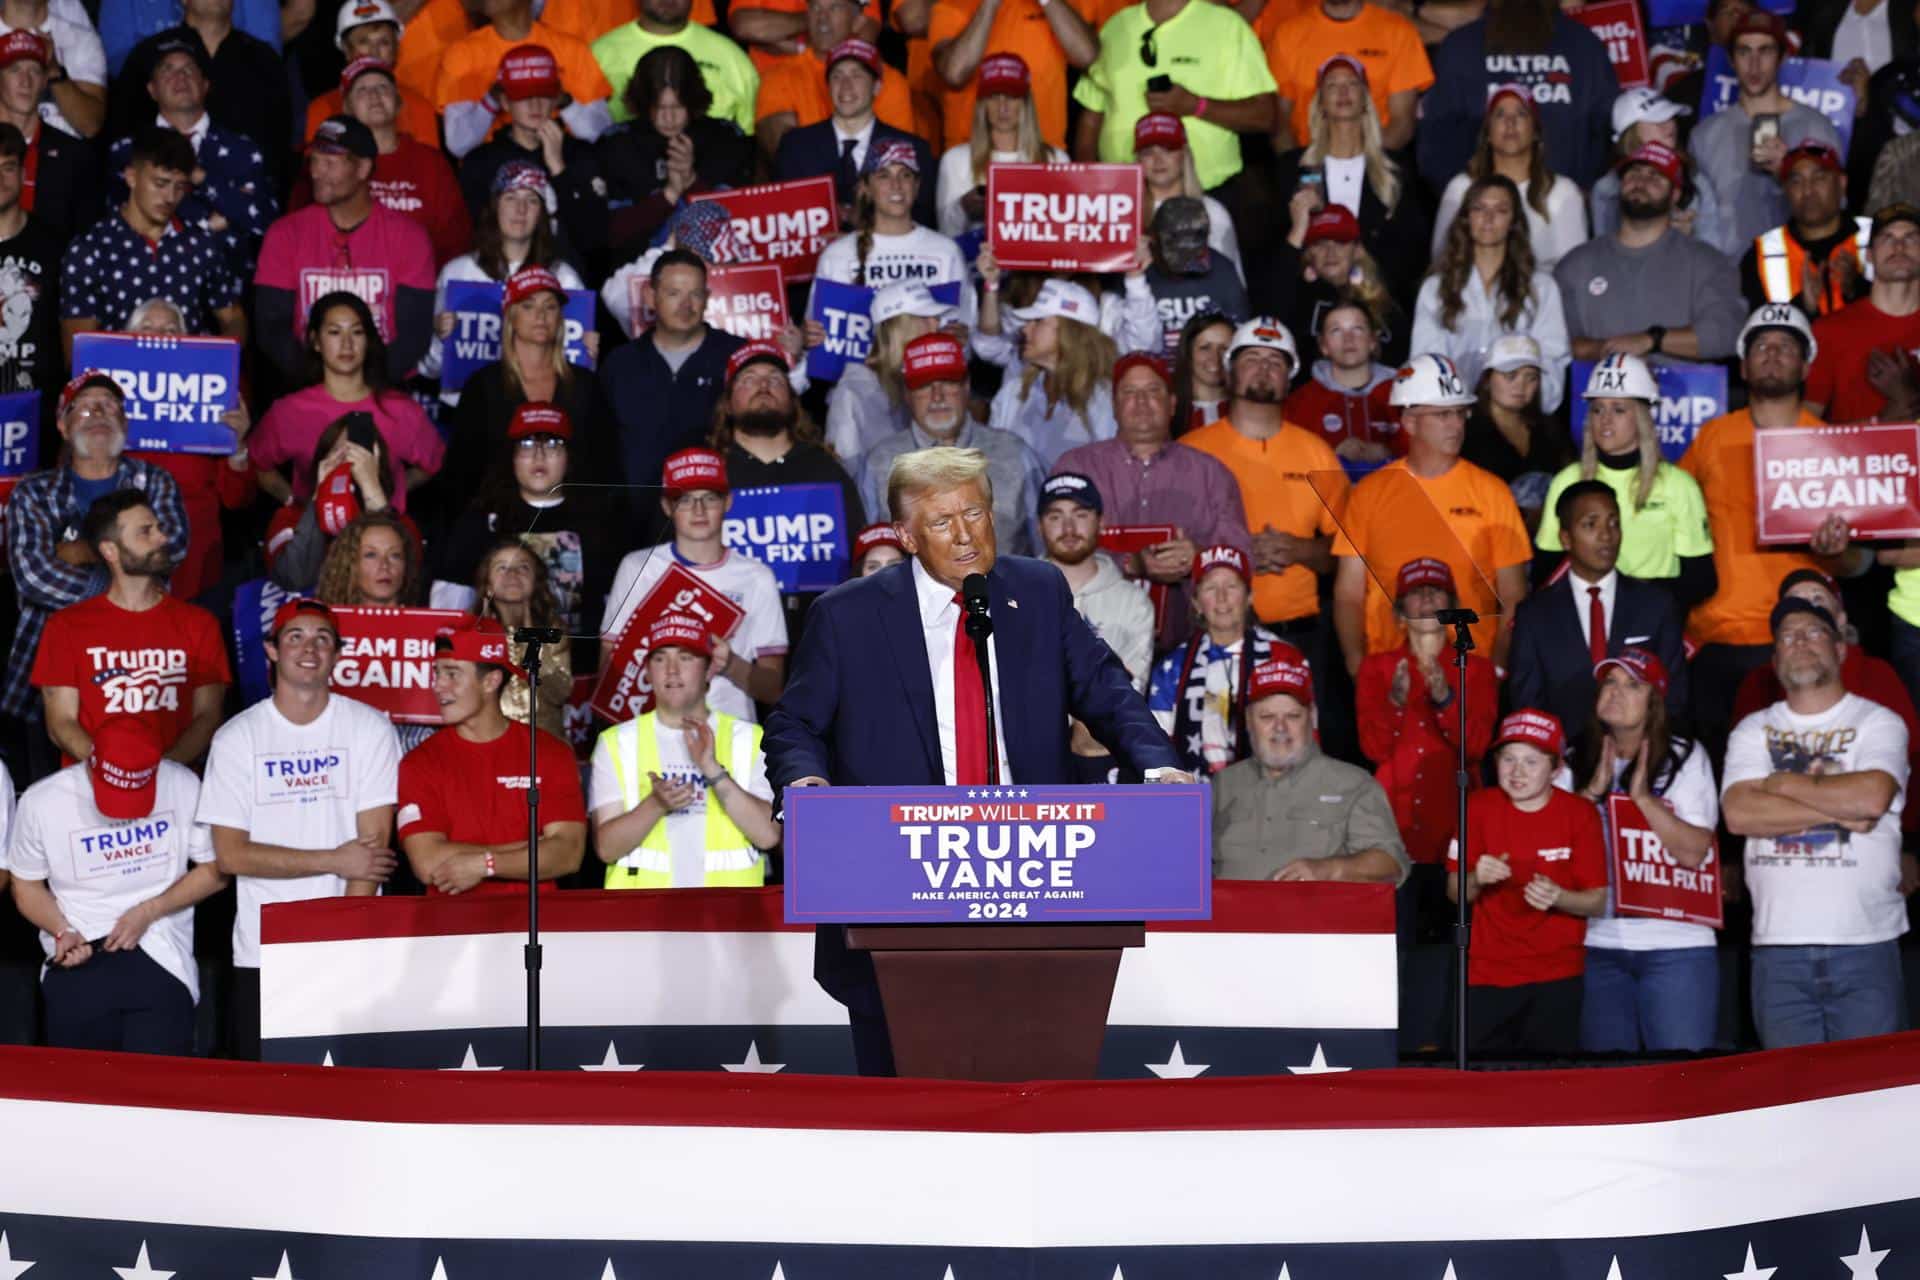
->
[[3, 371, 187, 751]]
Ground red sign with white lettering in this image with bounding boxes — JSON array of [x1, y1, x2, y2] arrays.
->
[[328, 606, 472, 725], [590, 564, 746, 722], [987, 163, 1143, 274], [689, 177, 837, 287], [1571, 0, 1650, 89], [628, 262, 791, 341], [1754, 423, 1920, 544], [1607, 794, 1723, 928]]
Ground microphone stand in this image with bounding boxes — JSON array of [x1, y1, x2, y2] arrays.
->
[[1435, 606, 1479, 1073], [963, 599, 1000, 786], [513, 625, 566, 1070]]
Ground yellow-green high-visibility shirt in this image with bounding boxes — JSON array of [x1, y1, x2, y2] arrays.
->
[[1534, 460, 1713, 581], [593, 21, 761, 133]]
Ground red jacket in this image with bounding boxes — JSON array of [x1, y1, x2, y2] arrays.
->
[[1356, 642, 1499, 862], [1286, 373, 1404, 454]]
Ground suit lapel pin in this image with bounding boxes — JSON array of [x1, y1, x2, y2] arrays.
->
[[1007, 598, 1019, 609]]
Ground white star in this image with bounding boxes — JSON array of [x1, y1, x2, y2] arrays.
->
[[0, 1232, 35, 1279], [1286, 1043, 1350, 1075], [1604, 1257, 1622, 1280], [1724, 1244, 1776, 1280], [769, 1265, 786, 1280], [1017, 788, 1028, 797], [443, 1045, 502, 1071], [1277, 1267, 1291, 1280], [1840, 1227, 1891, 1279], [599, 1262, 619, 1280], [723, 1040, 785, 1073], [320, 1051, 334, 1066], [1110, 1269, 1125, 1280], [581, 1041, 644, 1071], [429, 1259, 449, 1280], [941, 1269, 956, 1280], [1441, 1263, 1459, 1280], [113, 1242, 175, 1280], [252, 1250, 299, 1280], [967, 789, 977, 798], [1145, 1040, 1209, 1078]]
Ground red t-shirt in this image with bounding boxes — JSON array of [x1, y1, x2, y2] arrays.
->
[[1445, 786, 1605, 987], [1806, 299, 1920, 423], [30, 594, 232, 754], [396, 719, 587, 895]]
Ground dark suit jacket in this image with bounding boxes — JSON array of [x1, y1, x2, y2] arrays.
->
[[764, 554, 1179, 1006], [772, 120, 938, 230], [1506, 571, 1689, 743]]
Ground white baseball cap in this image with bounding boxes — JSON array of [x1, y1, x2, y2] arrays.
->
[[336, 0, 401, 50], [871, 281, 953, 327], [1389, 353, 1477, 408], [1611, 87, 1688, 142], [1737, 301, 1819, 365], [1487, 334, 1542, 373], [1225, 316, 1299, 367], [1011, 278, 1100, 326], [1582, 352, 1661, 402]]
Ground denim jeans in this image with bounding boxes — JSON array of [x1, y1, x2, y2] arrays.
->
[[1581, 946, 1719, 1052], [1751, 941, 1907, 1049]]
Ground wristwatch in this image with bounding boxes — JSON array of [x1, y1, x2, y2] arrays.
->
[[702, 772, 728, 789], [1647, 325, 1667, 355]]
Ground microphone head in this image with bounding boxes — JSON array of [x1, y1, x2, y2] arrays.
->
[[961, 573, 991, 610]]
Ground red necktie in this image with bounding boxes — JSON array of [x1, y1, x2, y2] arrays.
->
[[1588, 585, 1607, 665], [952, 592, 990, 785]]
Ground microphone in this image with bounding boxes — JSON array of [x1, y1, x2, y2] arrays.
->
[[512, 626, 567, 645], [961, 573, 993, 640]]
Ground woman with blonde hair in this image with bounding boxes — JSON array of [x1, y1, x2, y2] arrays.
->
[[976, 275, 1120, 467], [1430, 85, 1588, 270], [470, 536, 572, 739], [1412, 173, 1572, 411], [1134, 113, 1242, 283], [825, 281, 956, 462], [934, 53, 1063, 237]]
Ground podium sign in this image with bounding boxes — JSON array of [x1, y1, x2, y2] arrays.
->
[[783, 784, 1211, 924]]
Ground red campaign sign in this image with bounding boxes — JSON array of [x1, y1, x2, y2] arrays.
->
[[627, 263, 791, 341], [689, 177, 837, 287], [590, 563, 746, 723], [1607, 794, 1723, 929], [1571, 0, 1649, 89], [1098, 523, 1177, 628], [564, 673, 599, 760], [1753, 423, 1920, 544], [328, 606, 472, 725], [987, 163, 1143, 274]]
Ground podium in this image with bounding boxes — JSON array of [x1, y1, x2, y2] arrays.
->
[[785, 784, 1211, 1081]]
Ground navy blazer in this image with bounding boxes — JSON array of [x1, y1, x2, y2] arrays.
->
[[772, 120, 939, 230], [1506, 571, 1689, 742], [764, 554, 1179, 1009]]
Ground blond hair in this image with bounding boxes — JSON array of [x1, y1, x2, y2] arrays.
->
[[1578, 400, 1660, 510], [967, 94, 1049, 186], [887, 446, 994, 522], [1304, 84, 1401, 212], [866, 312, 930, 408], [1019, 315, 1115, 419]]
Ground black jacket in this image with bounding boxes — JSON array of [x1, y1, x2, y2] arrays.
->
[[600, 324, 743, 494], [773, 120, 938, 230], [1506, 570, 1689, 741]]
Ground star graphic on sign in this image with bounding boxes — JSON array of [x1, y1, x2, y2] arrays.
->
[[723, 1040, 785, 1073], [0, 1231, 36, 1279], [599, 1261, 620, 1280], [320, 1051, 334, 1066], [1145, 1040, 1209, 1079], [1286, 1043, 1350, 1075], [1441, 1262, 1459, 1280], [769, 1264, 786, 1280], [443, 1045, 502, 1071], [429, 1258, 450, 1279], [1840, 1227, 1891, 1279], [1604, 1256, 1623, 1280], [112, 1242, 175, 1280], [941, 1268, 957, 1280], [1277, 1266, 1292, 1280], [1724, 1244, 1776, 1280], [252, 1250, 300, 1280], [1109, 1268, 1125, 1280], [966, 789, 978, 798], [1018, 789, 1028, 797], [580, 1041, 643, 1072]]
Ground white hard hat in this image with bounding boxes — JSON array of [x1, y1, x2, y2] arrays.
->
[[1581, 352, 1661, 403], [336, 0, 401, 50], [1010, 278, 1100, 326], [1737, 301, 1819, 365], [1389, 353, 1477, 408], [1225, 316, 1299, 367], [871, 281, 952, 327], [1611, 87, 1687, 142]]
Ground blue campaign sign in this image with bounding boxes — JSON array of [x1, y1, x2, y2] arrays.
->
[[1697, 47, 1856, 155], [229, 576, 292, 707], [1570, 358, 1727, 461], [71, 333, 240, 456], [0, 390, 39, 478], [440, 281, 597, 394], [805, 280, 963, 382], [722, 482, 850, 592], [1648, 0, 1788, 28], [783, 784, 1212, 924]]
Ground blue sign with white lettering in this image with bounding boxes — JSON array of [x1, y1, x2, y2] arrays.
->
[[783, 785, 1212, 924], [722, 483, 850, 593], [71, 333, 240, 456], [230, 576, 291, 707], [1697, 48, 1856, 155], [805, 280, 963, 382], [440, 282, 596, 394], [1648, 0, 1789, 28], [1570, 359, 1728, 461], [0, 390, 39, 478]]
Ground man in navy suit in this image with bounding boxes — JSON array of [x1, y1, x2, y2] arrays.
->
[[771, 38, 936, 229], [1508, 481, 1688, 742], [764, 445, 1189, 1074]]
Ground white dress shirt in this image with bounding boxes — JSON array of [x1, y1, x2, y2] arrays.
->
[[831, 117, 876, 174], [1570, 567, 1618, 652], [914, 556, 1012, 785]]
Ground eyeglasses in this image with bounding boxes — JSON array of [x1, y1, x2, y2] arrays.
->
[[674, 493, 723, 510], [513, 437, 567, 454], [1140, 25, 1157, 67]]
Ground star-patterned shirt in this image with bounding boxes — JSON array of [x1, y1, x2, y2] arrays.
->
[[104, 116, 277, 276], [59, 209, 241, 333]]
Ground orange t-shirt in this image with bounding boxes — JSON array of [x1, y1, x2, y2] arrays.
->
[[435, 21, 614, 110], [927, 0, 1092, 150], [1678, 407, 1828, 648], [904, 33, 946, 150], [306, 83, 443, 145], [1249, 0, 1312, 45], [1329, 458, 1531, 657], [1266, 3, 1433, 146], [539, 0, 644, 44], [1181, 417, 1347, 624], [395, 0, 473, 104], [754, 52, 915, 132], [737, 0, 885, 74]]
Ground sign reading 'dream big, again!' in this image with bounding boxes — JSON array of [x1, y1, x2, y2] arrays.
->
[[1569, 0, 1649, 89], [987, 164, 1143, 275], [1754, 423, 1920, 544], [690, 176, 838, 287], [71, 332, 241, 455], [784, 785, 1211, 924]]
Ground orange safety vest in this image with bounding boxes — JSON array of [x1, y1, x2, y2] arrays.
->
[[1752, 218, 1873, 315]]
